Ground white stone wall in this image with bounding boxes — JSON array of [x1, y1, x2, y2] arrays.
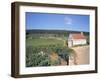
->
[[73, 39, 86, 46]]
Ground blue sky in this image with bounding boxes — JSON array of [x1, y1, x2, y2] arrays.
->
[[26, 12, 90, 32]]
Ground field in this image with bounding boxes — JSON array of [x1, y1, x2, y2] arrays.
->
[[26, 30, 89, 67], [26, 33, 76, 67], [26, 37, 64, 47]]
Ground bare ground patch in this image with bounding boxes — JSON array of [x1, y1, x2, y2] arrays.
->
[[72, 45, 90, 65]]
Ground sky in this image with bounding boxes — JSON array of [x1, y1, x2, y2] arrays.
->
[[26, 12, 90, 32]]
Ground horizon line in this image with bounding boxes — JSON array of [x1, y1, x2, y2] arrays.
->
[[26, 29, 89, 32]]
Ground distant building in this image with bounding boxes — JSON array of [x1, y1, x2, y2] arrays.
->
[[68, 32, 86, 47]]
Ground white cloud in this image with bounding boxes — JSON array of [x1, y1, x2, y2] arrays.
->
[[64, 17, 72, 25]]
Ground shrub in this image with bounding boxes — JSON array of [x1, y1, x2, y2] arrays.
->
[[56, 47, 75, 65], [26, 44, 75, 67], [26, 46, 51, 67]]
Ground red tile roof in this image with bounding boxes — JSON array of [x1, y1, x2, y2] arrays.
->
[[70, 33, 86, 39]]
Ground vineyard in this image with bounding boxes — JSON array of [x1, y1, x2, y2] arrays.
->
[[26, 35, 75, 67]]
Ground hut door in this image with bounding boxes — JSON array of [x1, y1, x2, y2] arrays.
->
[[68, 40, 73, 47]]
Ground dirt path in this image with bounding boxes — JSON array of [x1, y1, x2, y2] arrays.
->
[[72, 45, 90, 65], [50, 52, 67, 65], [50, 52, 59, 62]]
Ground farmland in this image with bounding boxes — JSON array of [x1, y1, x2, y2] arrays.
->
[[26, 29, 89, 67], [26, 37, 64, 47], [26, 35, 70, 67]]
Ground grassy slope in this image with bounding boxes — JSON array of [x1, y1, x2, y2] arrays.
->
[[26, 38, 64, 47]]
